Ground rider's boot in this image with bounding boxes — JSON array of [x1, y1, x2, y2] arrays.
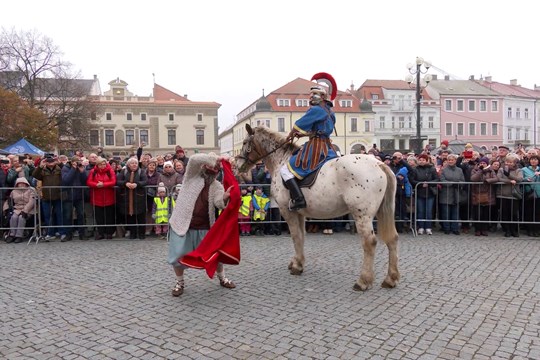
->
[[285, 178, 306, 211]]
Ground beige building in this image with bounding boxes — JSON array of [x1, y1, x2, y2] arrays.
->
[[225, 77, 375, 157], [89, 78, 220, 157]]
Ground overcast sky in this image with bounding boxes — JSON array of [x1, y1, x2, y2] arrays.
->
[[1, 0, 538, 130]]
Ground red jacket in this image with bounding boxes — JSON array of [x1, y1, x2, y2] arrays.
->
[[87, 164, 117, 207]]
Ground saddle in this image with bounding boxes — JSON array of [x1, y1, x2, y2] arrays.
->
[[282, 167, 322, 189]]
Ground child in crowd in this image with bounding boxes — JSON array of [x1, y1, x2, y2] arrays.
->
[[152, 183, 173, 239], [238, 187, 253, 236], [251, 186, 270, 236]]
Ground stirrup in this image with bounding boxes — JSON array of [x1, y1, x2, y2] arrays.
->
[[288, 199, 306, 211]]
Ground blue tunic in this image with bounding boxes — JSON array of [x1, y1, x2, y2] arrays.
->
[[287, 102, 337, 179]]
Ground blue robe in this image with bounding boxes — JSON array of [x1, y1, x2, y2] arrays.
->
[[287, 102, 337, 179]]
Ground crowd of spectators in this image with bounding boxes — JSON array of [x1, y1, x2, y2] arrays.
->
[[0, 144, 189, 243]]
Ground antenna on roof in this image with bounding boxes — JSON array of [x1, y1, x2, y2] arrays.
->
[[262, 88, 265, 97], [152, 73, 155, 84]]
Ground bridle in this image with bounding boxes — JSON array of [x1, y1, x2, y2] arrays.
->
[[236, 135, 291, 170]]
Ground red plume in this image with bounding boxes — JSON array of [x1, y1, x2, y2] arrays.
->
[[311, 72, 338, 100]]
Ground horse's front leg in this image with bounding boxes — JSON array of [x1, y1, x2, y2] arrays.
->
[[282, 211, 305, 275], [353, 218, 377, 291]]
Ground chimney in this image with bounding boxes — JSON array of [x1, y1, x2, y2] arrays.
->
[[431, 74, 437, 81], [184, 94, 188, 99], [350, 82, 355, 92], [444, 75, 450, 80], [510, 79, 518, 86], [485, 76, 492, 82], [93, 74, 97, 80], [469, 75, 475, 80], [535, 84, 540, 91]]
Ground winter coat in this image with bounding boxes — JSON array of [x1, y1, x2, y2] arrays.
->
[[116, 167, 148, 215], [158, 171, 183, 194], [3, 178, 36, 215], [396, 167, 412, 198], [439, 165, 465, 205], [522, 165, 540, 197], [410, 164, 439, 199], [32, 165, 62, 201], [496, 166, 524, 199], [470, 167, 498, 206], [87, 164, 117, 207], [61, 163, 88, 202], [145, 170, 161, 197]]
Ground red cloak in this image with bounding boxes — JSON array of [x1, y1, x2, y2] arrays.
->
[[180, 159, 241, 278]]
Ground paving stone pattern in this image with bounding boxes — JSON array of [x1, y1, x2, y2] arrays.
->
[[1, 232, 540, 359]]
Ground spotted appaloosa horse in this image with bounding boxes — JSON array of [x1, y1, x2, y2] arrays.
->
[[235, 124, 400, 291]]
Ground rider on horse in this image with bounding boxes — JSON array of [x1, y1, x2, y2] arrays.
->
[[280, 72, 339, 211]]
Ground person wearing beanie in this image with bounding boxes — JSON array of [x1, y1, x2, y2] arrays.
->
[[3, 177, 36, 243], [173, 146, 189, 167], [159, 160, 183, 195], [409, 152, 438, 235], [152, 182, 172, 239], [470, 156, 498, 236]]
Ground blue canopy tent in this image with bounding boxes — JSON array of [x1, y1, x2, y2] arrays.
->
[[1, 138, 45, 156]]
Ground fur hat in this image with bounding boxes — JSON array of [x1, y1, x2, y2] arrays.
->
[[157, 182, 166, 194]]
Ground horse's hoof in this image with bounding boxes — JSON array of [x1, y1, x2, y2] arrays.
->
[[288, 262, 293, 270], [290, 268, 303, 276], [353, 282, 368, 291], [381, 280, 397, 288]]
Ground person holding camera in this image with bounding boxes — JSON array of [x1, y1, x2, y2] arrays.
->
[[470, 157, 498, 236], [61, 156, 88, 241]]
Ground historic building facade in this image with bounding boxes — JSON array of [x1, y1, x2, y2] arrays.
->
[[89, 78, 220, 157]]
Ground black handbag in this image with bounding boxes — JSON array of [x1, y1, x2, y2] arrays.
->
[[512, 185, 523, 200]]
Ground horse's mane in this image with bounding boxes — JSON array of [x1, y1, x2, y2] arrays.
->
[[253, 126, 299, 154]]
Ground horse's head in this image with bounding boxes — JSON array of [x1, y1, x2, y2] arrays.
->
[[235, 124, 259, 173]]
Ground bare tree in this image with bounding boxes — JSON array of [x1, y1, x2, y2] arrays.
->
[[0, 27, 95, 148]]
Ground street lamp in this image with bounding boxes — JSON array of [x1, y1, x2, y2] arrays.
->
[[405, 57, 432, 154]]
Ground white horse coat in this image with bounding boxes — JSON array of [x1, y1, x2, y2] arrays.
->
[[236, 125, 400, 291]]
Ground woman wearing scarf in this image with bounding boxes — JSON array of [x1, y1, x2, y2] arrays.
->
[[116, 158, 148, 240]]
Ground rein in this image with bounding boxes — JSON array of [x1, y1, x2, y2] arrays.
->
[[238, 137, 292, 169]]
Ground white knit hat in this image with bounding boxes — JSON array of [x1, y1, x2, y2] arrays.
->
[[164, 161, 173, 168], [157, 182, 166, 194]]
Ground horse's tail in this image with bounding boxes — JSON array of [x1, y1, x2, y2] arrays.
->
[[377, 164, 398, 241]]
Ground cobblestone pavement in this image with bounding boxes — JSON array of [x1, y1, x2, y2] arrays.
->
[[1, 230, 540, 360]]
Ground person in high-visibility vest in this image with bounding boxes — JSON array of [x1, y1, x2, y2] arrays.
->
[[238, 187, 253, 236], [252, 186, 270, 236], [152, 183, 174, 240]]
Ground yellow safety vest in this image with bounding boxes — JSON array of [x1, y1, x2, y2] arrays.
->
[[239, 195, 252, 216], [253, 194, 269, 220], [154, 197, 174, 224]]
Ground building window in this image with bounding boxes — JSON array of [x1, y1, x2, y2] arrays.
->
[[480, 100, 487, 112], [196, 129, 204, 145], [480, 123, 487, 136], [89, 130, 99, 146], [167, 130, 176, 145], [106, 113, 112, 121], [197, 113, 203, 122], [492, 101, 498, 112], [266, 119, 270, 127], [507, 107, 512, 118], [140, 130, 148, 145], [525, 108, 529, 119], [126, 130, 134, 145], [399, 116, 405, 129], [457, 100, 464, 111], [398, 95, 405, 111], [391, 117, 395, 129], [516, 108, 521, 119], [428, 116, 434, 129], [445, 123, 452, 136], [525, 129, 529, 141], [105, 130, 114, 146], [168, 113, 175, 121], [379, 116, 385, 129], [445, 99, 452, 111], [492, 123, 498, 136], [140, 113, 147, 121], [457, 123, 464, 136], [278, 117, 285, 132], [350, 118, 357, 132], [277, 99, 290, 107], [507, 128, 512, 141], [295, 99, 309, 107], [516, 128, 521, 140], [91, 112, 97, 120], [468, 100, 475, 112], [340, 100, 352, 108], [126, 113, 133, 121], [364, 120, 370, 132], [372, 94, 379, 100], [469, 123, 476, 136], [408, 116, 412, 128]]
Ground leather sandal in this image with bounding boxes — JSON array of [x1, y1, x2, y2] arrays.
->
[[219, 278, 236, 289]]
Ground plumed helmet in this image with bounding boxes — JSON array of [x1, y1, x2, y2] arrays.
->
[[311, 72, 338, 100]]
